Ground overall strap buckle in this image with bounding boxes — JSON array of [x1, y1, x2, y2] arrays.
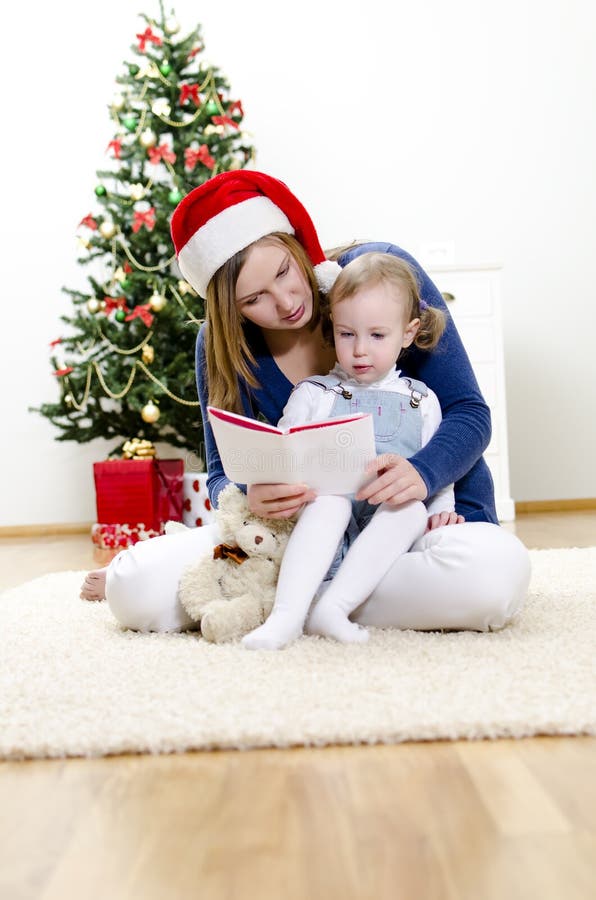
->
[[403, 377, 428, 409], [298, 378, 352, 400]]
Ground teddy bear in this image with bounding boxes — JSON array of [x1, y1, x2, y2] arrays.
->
[[175, 483, 296, 643]]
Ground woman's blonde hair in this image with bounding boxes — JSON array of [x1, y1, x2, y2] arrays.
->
[[325, 252, 445, 351], [204, 233, 322, 412]]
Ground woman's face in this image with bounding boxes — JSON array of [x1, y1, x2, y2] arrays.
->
[[234, 240, 313, 333]]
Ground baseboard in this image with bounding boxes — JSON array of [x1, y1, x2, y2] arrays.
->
[[1, 499, 595, 535], [0, 522, 92, 538], [515, 499, 596, 514]]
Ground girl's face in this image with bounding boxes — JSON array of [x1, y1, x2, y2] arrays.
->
[[234, 241, 313, 333], [332, 281, 420, 384]]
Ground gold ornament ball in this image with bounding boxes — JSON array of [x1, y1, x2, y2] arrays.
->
[[164, 16, 180, 34], [142, 344, 155, 364], [140, 128, 157, 148], [178, 279, 195, 296], [149, 291, 167, 312], [87, 297, 101, 314], [99, 220, 116, 239], [130, 183, 145, 201], [141, 401, 160, 424]]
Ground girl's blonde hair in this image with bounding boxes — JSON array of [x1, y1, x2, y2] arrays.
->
[[204, 233, 322, 412], [325, 252, 445, 351]]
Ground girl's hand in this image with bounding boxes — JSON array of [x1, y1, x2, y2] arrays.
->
[[355, 454, 428, 507], [425, 511, 466, 533], [247, 482, 316, 519]]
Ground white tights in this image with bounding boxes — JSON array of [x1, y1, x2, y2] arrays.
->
[[241, 496, 428, 649], [104, 518, 531, 637]]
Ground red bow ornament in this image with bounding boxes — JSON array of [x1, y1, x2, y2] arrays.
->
[[137, 27, 162, 52], [179, 83, 201, 106], [228, 100, 244, 118], [147, 144, 176, 166], [103, 296, 127, 315], [125, 304, 155, 327], [184, 145, 215, 171], [132, 207, 156, 233], [211, 115, 240, 130], [79, 214, 98, 230], [106, 139, 123, 159]]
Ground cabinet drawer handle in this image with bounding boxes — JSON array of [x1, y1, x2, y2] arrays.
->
[[441, 291, 455, 303]]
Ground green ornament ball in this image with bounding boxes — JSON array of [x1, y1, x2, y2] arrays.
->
[[115, 309, 126, 323], [128, 64, 140, 76], [95, 184, 107, 197], [120, 278, 131, 291], [205, 99, 219, 116], [123, 115, 137, 132], [159, 62, 172, 76], [168, 189, 183, 205]]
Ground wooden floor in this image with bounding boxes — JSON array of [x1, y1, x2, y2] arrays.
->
[[1, 511, 595, 900]]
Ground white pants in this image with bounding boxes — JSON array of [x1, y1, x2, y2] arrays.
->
[[105, 522, 531, 634]]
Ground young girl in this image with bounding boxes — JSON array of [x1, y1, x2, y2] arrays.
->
[[242, 253, 462, 650], [81, 170, 530, 638]]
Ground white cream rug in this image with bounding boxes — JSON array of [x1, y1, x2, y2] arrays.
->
[[1, 547, 595, 760]]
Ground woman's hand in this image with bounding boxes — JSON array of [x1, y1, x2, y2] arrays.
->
[[355, 454, 428, 507], [425, 511, 466, 533], [247, 483, 316, 519]]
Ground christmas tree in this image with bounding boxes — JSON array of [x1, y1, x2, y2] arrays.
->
[[35, 2, 253, 459]]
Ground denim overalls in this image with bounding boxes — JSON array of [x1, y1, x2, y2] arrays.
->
[[298, 373, 429, 578]]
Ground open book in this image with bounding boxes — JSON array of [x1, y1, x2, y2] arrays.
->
[[207, 406, 376, 495]]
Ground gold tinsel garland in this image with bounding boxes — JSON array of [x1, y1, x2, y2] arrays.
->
[[64, 359, 200, 410]]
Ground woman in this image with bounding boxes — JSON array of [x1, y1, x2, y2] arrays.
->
[[81, 170, 530, 634]]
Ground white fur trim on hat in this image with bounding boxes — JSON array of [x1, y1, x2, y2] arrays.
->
[[314, 259, 342, 293], [177, 196, 294, 297]]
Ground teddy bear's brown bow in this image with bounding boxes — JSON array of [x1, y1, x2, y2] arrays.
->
[[213, 542, 249, 565]]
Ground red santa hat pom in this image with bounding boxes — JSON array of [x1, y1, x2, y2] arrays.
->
[[170, 170, 341, 298]]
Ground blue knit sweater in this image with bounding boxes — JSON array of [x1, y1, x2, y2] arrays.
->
[[195, 242, 498, 524]]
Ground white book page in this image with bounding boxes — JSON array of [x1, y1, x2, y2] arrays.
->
[[208, 408, 376, 494]]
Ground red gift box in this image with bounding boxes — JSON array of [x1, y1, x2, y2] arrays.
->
[[93, 458, 184, 531]]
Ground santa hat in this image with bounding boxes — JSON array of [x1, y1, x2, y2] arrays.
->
[[170, 170, 341, 298]]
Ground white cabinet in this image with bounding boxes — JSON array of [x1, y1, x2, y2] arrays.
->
[[428, 265, 515, 521]]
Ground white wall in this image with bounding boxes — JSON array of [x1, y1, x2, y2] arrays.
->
[[2, 0, 595, 526]]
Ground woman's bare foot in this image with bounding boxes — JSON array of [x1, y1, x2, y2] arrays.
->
[[80, 568, 108, 601]]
